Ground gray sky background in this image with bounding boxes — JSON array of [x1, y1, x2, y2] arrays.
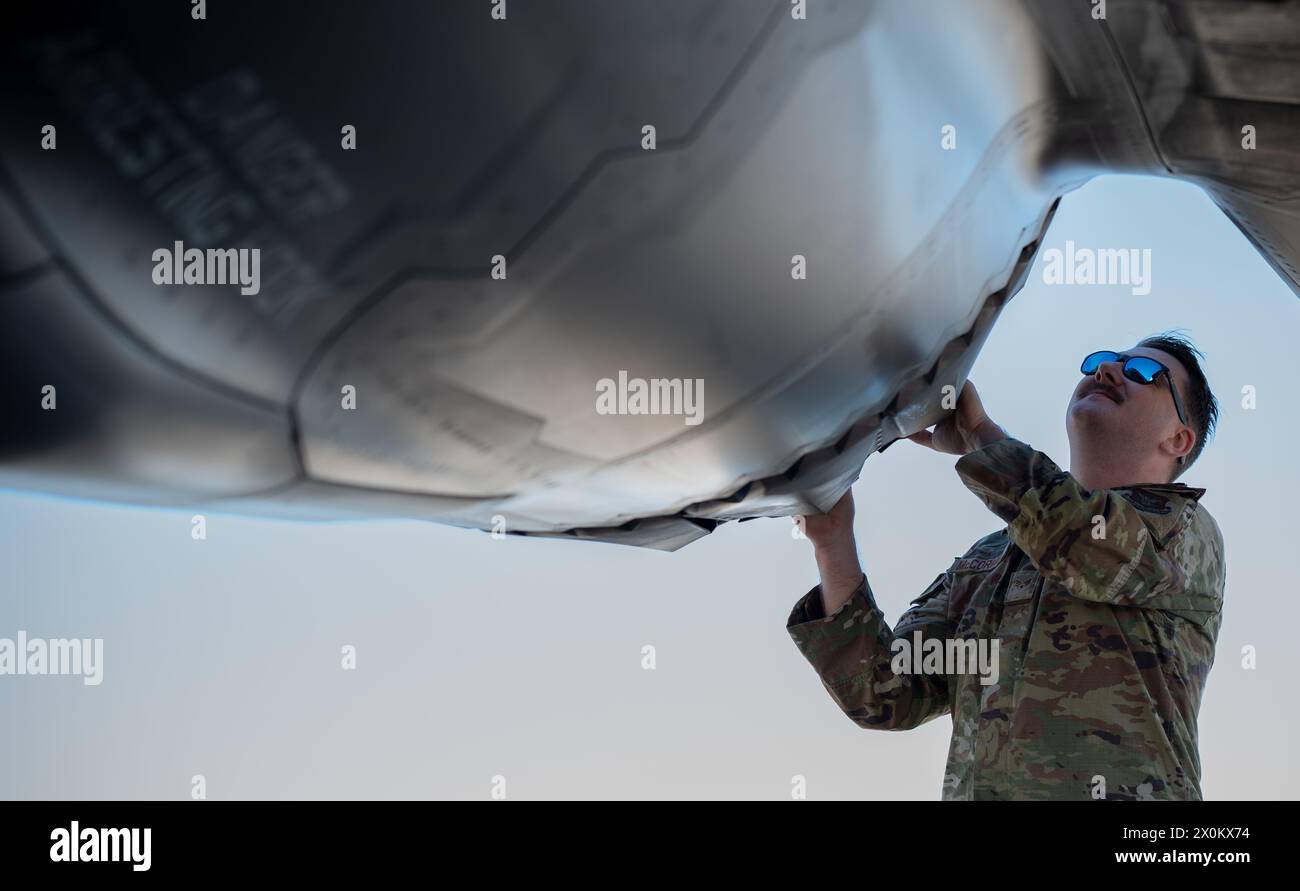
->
[[1, 173, 1295, 799]]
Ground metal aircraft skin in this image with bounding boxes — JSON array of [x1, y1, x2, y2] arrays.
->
[[1, 1, 1297, 548]]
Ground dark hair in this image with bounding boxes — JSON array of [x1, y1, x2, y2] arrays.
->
[[1137, 331, 1218, 478]]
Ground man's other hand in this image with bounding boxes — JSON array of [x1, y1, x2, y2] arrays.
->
[[801, 491, 865, 614], [802, 488, 855, 548]]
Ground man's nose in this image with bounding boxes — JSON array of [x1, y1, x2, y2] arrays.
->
[[1095, 361, 1124, 387]]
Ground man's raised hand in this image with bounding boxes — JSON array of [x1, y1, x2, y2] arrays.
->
[[907, 380, 1007, 456]]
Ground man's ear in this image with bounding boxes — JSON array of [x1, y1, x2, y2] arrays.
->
[[1166, 426, 1196, 466]]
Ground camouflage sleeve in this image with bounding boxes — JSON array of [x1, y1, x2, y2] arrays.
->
[[786, 572, 952, 731], [955, 437, 1223, 621]]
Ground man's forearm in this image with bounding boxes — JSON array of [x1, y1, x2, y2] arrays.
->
[[813, 530, 865, 615], [788, 536, 952, 733], [807, 419, 993, 612], [968, 417, 1008, 452]]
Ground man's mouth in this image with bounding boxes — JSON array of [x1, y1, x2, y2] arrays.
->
[[1083, 388, 1122, 405]]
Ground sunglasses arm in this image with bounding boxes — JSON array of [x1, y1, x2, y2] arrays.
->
[[1164, 374, 1190, 465]]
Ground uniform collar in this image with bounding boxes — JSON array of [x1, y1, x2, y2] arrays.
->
[[1115, 481, 1206, 502]]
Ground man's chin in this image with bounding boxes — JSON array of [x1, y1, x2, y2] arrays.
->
[[1068, 398, 1121, 433]]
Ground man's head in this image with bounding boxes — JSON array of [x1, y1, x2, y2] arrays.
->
[[1065, 332, 1218, 484]]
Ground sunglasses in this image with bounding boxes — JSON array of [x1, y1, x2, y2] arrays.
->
[[1080, 350, 1191, 462]]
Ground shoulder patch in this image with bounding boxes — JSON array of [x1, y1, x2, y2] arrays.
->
[[1118, 489, 1203, 549]]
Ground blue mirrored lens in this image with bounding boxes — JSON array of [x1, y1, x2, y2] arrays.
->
[[1125, 357, 1163, 382], [1080, 351, 1119, 374]]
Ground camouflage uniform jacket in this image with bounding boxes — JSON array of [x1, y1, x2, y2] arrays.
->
[[786, 438, 1226, 800]]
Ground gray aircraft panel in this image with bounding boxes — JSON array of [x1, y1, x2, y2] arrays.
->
[[1, 0, 1296, 549]]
